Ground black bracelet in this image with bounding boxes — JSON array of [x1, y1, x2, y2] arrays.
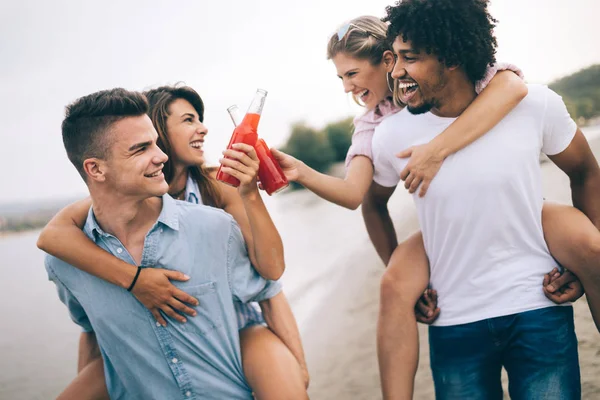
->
[[127, 266, 143, 292]]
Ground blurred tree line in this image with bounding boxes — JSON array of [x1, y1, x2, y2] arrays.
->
[[281, 116, 354, 189], [549, 64, 600, 124], [0, 210, 60, 233]]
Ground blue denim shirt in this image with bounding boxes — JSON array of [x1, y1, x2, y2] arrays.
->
[[185, 172, 265, 329], [45, 194, 282, 399]]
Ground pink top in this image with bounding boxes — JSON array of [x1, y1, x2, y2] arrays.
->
[[345, 62, 525, 167]]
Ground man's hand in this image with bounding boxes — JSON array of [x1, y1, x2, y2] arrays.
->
[[543, 267, 585, 304], [415, 288, 440, 324], [131, 268, 199, 326]]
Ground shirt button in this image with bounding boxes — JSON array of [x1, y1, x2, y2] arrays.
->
[[159, 228, 163, 233], [172, 358, 178, 364], [186, 391, 191, 397], [116, 248, 123, 254]]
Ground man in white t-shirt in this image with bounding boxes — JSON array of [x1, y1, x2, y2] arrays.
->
[[365, 0, 600, 398]]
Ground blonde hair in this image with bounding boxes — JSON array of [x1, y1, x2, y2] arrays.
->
[[327, 16, 394, 107], [327, 16, 390, 65]]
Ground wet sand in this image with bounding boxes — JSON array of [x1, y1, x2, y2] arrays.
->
[[301, 134, 600, 399]]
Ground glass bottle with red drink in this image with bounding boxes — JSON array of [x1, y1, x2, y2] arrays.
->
[[216, 89, 266, 187], [225, 102, 289, 195], [254, 138, 289, 195]]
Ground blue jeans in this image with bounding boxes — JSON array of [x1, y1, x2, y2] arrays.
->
[[429, 306, 580, 400]]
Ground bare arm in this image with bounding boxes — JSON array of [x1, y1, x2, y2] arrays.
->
[[37, 199, 198, 326], [259, 292, 308, 381], [220, 143, 285, 280], [429, 71, 528, 160], [222, 186, 285, 280], [38, 198, 138, 288], [549, 129, 600, 228], [399, 70, 528, 196], [271, 149, 374, 210], [361, 181, 398, 265]]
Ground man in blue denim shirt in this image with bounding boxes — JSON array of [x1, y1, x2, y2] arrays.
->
[[45, 88, 289, 399]]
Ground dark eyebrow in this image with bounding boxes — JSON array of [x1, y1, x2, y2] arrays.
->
[[337, 69, 358, 79], [128, 141, 152, 152], [398, 49, 419, 54], [181, 113, 195, 120]]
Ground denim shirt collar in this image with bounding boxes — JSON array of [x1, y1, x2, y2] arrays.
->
[[185, 172, 202, 205], [83, 194, 180, 240]]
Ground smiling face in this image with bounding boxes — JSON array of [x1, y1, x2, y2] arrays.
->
[[391, 35, 450, 115], [101, 115, 169, 198], [332, 51, 394, 110], [165, 98, 208, 169]]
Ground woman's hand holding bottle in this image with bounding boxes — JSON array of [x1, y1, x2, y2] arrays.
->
[[270, 148, 304, 183], [219, 143, 261, 198]]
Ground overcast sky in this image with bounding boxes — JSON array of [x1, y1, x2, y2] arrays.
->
[[1, 0, 599, 205]]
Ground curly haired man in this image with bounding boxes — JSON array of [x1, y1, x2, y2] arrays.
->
[[364, 0, 600, 398]]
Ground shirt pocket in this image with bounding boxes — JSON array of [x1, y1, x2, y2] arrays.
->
[[179, 281, 224, 336]]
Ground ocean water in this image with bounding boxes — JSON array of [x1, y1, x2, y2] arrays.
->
[[0, 231, 81, 399]]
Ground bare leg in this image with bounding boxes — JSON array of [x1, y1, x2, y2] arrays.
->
[[57, 358, 108, 400], [240, 325, 308, 400], [542, 202, 600, 332], [378, 232, 430, 400], [57, 332, 108, 400]]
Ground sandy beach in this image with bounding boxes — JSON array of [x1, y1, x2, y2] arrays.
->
[[299, 132, 600, 400]]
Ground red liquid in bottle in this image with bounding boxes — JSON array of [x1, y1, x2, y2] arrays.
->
[[225, 102, 288, 195], [255, 139, 289, 195], [216, 113, 260, 187]]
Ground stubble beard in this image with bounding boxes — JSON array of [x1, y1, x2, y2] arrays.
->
[[407, 67, 447, 115]]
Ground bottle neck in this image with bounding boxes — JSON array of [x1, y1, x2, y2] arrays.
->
[[246, 89, 267, 118], [227, 105, 243, 127]]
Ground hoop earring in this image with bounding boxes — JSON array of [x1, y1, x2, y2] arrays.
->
[[386, 73, 394, 93]]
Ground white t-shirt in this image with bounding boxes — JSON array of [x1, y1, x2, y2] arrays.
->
[[372, 85, 577, 326]]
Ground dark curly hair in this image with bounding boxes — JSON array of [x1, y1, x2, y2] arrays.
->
[[383, 0, 498, 84]]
